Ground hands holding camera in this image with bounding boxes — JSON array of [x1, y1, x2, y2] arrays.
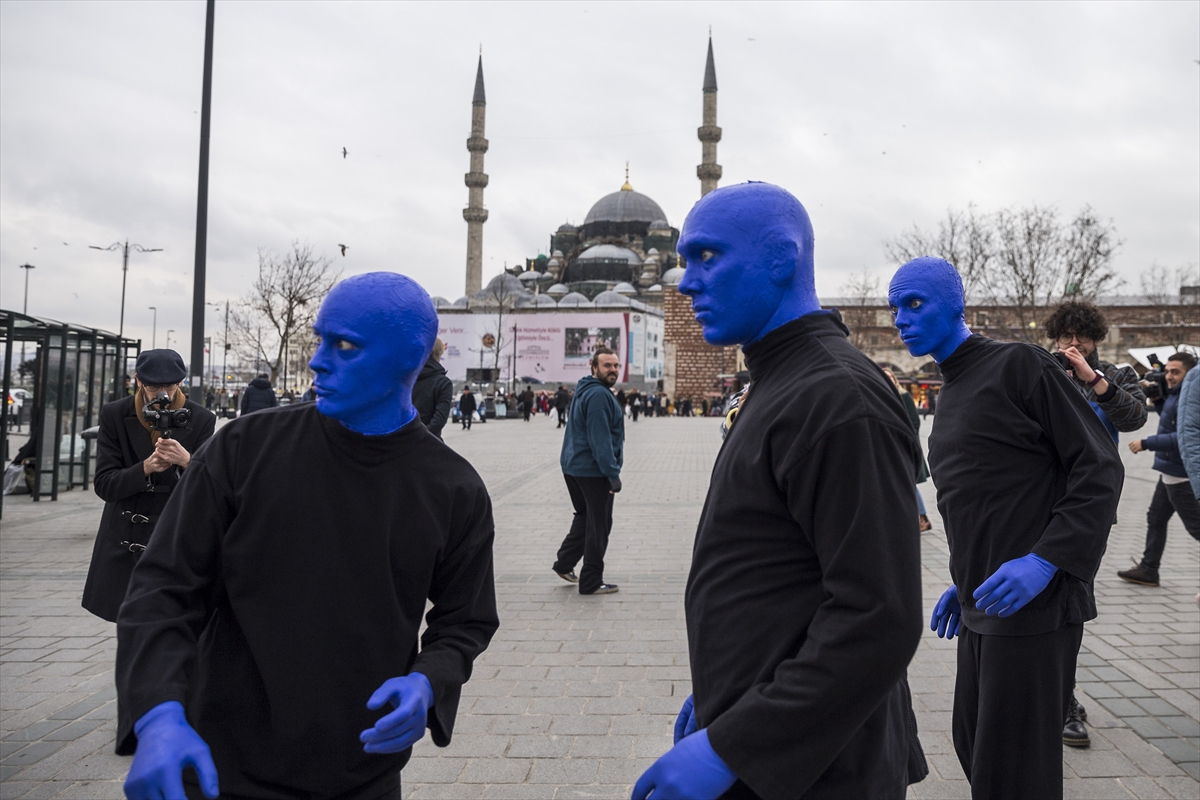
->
[[143, 438, 191, 475], [1058, 346, 1107, 392]]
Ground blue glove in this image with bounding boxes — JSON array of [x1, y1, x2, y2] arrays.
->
[[632, 728, 737, 800], [673, 695, 698, 744], [360, 672, 434, 754], [930, 585, 962, 640], [125, 701, 219, 800], [973, 553, 1058, 618]]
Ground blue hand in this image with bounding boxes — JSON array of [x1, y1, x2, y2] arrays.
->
[[930, 585, 963, 640], [972, 554, 1058, 617], [125, 701, 219, 800], [673, 695, 698, 745], [360, 672, 434, 754], [632, 729, 737, 800]]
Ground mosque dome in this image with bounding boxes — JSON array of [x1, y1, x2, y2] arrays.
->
[[649, 220, 670, 230], [532, 294, 558, 308], [557, 223, 579, 233], [557, 292, 595, 307], [646, 284, 663, 293], [584, 189, 668, 227], [576, 244, 643, 266], [593, 291, 633, 307], [451, 296, 469, 308], [612, 282, 637, 296], [662, 266, 686, 285], [517, 271, 541, 285], [546, 283, 569, 296], [431, 296, 451, 308]]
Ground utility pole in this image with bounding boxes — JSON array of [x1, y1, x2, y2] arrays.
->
[[190, 0, 216, 396], [89, 242, 160, 397], [148, 307, 157, 348], [207, 300, 229, 392], [18, 263, 34, 375], [166, 330, 175, 350]]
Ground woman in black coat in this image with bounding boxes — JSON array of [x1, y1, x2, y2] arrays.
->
[[82, 351, 215, 622]]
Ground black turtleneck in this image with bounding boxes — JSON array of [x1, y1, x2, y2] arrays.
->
[[115, 403, 498, 799], [930, 334, 1123, 636], [686, 311, 925, 799]]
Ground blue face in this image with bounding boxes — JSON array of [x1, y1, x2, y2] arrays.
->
[[309, 272, 437, 435], [887, 257, 972, 363], [676, 183, 820, 346]]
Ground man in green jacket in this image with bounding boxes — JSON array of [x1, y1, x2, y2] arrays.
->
[[552, 346, 625, 595]]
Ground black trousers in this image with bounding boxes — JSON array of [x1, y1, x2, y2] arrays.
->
[[1142, 477, 1200, 572], [953, 624, 1082, 800], [556, 408, 566, 427], [553, 474, 614, 593]]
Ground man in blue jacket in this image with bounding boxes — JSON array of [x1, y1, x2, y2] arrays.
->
[[552, 346, 624, 595], [1120, 351, 1199, 586]]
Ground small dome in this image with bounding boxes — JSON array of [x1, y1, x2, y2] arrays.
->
[[533, 294, 558, 307], [594, 290, 633, 307], [558, 292, 594, 307], [518, 271, 540, 283], [546, 283, 569, 296], [584, 190, 668, 226], [613, 282, 637, 296], [553, 249, 564, 257], [649, 219, 669, 230], [577, 244, 643, 265], [662, 266, 686, 285], [647, 248, 659, 255], [451, 296, 469, 308], [431, 296, 451, 308], [557, 224, 578, 233], [647, 284, 663, 293]]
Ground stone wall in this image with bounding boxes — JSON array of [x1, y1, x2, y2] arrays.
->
[[662, 285, 740, 404]]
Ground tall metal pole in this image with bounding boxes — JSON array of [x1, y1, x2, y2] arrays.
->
[[222, 300, 229, 391], [18, 264, 34, 377], [119, 242, 129, 339], [149, 306, 157, 348], [190, 0, 216, 395]]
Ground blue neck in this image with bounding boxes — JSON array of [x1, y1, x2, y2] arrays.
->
[[932, 321, 973, 364], [336, 396, 417, 436], [750, 290, 823, 344]]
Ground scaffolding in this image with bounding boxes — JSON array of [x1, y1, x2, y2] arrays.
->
[[2, 309, 139, 517]]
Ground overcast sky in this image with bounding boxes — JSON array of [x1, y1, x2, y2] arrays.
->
[[2, 0, 1197, 361]]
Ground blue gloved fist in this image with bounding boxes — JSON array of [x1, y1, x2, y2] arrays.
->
[[125, 701, 219, 800], [632, 728, 737, 800], [930, 585, 962, 640], [360, 672, 434, 754], [673, 695, 698, 745], [973, 553, 1058, 617]]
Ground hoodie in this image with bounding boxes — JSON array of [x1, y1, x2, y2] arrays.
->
[[413, 358, 454, 439], [240, 377, 278, 415], [559, 376, 624, 480]]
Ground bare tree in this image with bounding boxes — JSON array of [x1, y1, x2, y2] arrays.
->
[[838, 268, 881, 354], [232, 242, 339, 384], [885, 204, 993, 297], [476, 274, 527, 385]]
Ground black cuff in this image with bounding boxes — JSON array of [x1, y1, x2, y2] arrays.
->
[[1095, 381, 1118, 403]]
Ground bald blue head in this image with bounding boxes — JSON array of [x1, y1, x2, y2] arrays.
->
[[888, 257, 972, 363], [309, 272, 437, 435], [676, 182, 822, 346]]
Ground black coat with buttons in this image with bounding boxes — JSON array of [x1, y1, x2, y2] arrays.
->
[[82, 394, 215, 621]]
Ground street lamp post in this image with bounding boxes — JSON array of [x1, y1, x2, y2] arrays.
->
[[166, 330, 175, 350], [89, 241, 162, 398], [18, 263, 35, 382], [206, 300, 229, 392], [148, 307, 157, 348]]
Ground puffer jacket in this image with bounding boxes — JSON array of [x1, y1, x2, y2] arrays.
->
[[241, 377, 277, 415], [1143, 385, 1185, 478]]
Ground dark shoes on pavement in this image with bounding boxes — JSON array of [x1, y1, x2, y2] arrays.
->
[[1063, 696, 1089, 748], [555, 570, 578, 583], [1117, 564, 1160, 586], [581, 584, 619, 595]]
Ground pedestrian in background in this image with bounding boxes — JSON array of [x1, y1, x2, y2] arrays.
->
[[554, 384, 570, 428], [882, 368, 932, 532], [552, 347, 624, 595], [413, 338, 453, 439], [458, 387, 477, 431], [241, 374, 278, 415]]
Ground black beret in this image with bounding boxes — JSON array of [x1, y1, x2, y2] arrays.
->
[[135, 349, 187, 385]]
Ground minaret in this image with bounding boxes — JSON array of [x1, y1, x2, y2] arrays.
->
[[463, 53, 489, 296], [697, 34, 722, 197]]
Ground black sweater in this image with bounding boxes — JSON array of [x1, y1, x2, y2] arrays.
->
[[115, 404, 498, 799], [686, 312, 925, 799], [929, 335, 1124, 636]]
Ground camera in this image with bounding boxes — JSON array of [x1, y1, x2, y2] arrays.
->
[[142, 391, 191, 439], [1052, 352, 1073, 372], [1140, 353, 1168, 402]]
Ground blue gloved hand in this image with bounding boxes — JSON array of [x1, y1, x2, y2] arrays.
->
[[125, 701, 219, 800], [930, 585, 963, 640], [360, 672, 434, 754], [973, 553, 1058, 617], [673, 694, 698, 744], [632, 728, 737, 800]]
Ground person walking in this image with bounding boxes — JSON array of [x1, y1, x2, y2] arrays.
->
[[552, 347, 624, 595], [554, 384, 570, 428], [240, 374, 278, 415], [520, 385, 535, 422], [458, 387, 477, 431], [883, 368, 933, 532], [413, 339, 453, 439], [1119, 352, 1199, 586], [630, 392, 641, 422]]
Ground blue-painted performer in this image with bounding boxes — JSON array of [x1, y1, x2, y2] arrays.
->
[[633, 182, 927, 799], [890, 257, 1124, 799], [116, 273, 499, 800]]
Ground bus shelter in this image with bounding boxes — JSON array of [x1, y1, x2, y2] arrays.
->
[[2, 309, 139, 517]]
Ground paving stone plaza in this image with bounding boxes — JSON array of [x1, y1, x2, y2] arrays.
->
[[2, 413, 1198, 799]]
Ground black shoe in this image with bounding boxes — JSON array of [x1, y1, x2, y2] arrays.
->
[[1117, 564, 1160, 586], [554, 570, 578, 583], [581, 583, 619, 595], [1063, 696, 1090, 748]]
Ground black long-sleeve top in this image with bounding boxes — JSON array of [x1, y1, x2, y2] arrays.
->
[[929, 335, 1124, 636], [686, 312, 925, 799], [115, 404, 498, 799]]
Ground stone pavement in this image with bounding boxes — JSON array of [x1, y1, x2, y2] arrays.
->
[[1, 413, 1197, 799]]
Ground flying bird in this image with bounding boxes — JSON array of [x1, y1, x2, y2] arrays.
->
[[747, 38, 756, 41], [338, 244, 348, 256], [342, 147, 348, 159], [63, 242, 69, 245]]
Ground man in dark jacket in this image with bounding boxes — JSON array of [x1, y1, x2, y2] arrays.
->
[[552, 350, 624, 596], [554, 385, 569, 428], [413, 339, 453, 439], [458, 387, 477, 430], [1120, 351, 1198, 586], [82, 349, 216, 622], [240, 374, 277, 415], [635, 184, 925, 800], [519, 385, 535, 422]]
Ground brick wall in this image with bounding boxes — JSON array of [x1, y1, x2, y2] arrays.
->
[[662, 286, 740, 404]]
